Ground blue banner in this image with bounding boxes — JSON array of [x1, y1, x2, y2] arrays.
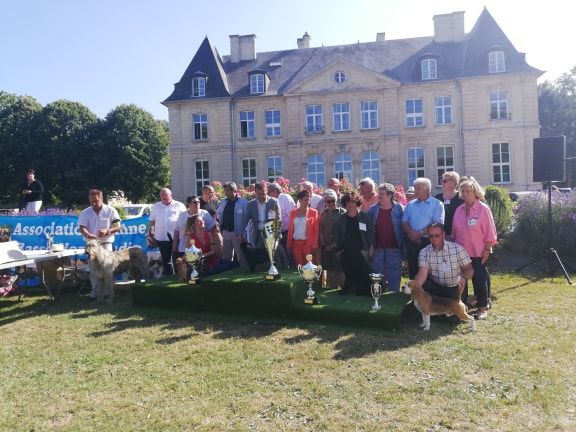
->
[[0, 215, 152, 251]]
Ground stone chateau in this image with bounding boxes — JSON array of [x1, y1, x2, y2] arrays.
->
[[163, 8, 542, 198]]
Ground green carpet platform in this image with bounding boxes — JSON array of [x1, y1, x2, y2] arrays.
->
[[132, 268, 409, 330]]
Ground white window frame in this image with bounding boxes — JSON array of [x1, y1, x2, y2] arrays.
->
[[195, 160, 210, 195], [240, 111, 255, 138], [408, 147, 425, 186], [250, 74, 265, 94], [192, 77, 206, 97], [435, 96, 452, 125], [361, 151, 381, 184], [406, 98, 424, 128], [421, 58, 437, 80], [265, 109, 281, 137], [332, 102, 350, 131], [333, 152, 353, 181], [492, 142, 511, 184], [193, 113, 208, 140], [436, 146, 454, 186], [305, 104, 323, 133], [334, 70, 346, 84], [489, 51, 506, 73], [307, 154, 326, 186], [360, 101, 378, 129], [490, 91, 509, 120], [242, 158, 257, 187], [267, 156, 283, 182]]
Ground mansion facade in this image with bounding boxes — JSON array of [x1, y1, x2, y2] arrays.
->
[[163, 9, 542, 198]]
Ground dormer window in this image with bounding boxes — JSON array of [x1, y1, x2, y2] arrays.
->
[[489, 51, 506, 73], [421, 58, 437, 80], [250, 73, 265, 94], [192, 77, 206, 97]]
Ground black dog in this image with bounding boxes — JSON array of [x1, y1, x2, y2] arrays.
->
[[240, 241, 268, 273]]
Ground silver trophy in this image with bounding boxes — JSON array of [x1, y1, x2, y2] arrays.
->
[[184, 239, 203, 285], [298, 254, 322, 305], [369, 273, 386, 310], [262, 220, 281, 280]]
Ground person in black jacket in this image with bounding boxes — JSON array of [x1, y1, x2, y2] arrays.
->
[[335, 191, 375, 296], [20, 169, 44, 213]]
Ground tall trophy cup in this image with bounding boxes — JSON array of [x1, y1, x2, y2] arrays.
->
[[185, 239, 203, 285], [369, 273, 386, 310], [262, 220, 281, 281], [298, 254, 322, 305]]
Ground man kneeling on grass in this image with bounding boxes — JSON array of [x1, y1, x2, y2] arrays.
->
[[413, 223, 474, 306]]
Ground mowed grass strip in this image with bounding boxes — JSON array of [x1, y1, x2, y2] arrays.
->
[[1, 274, 575, 431]]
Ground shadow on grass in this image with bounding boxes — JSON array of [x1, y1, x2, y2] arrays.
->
[[1, 289, 474, 361]]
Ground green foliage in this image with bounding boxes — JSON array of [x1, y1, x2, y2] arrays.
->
[[36, 100, 99, 206], [0, 92, 169, 207], [98, 104, 170, 203], [508, 191, 576, 258], [538, 66, 576, 186], [0, 92, 43, 203], [484, 185, 514, 238]]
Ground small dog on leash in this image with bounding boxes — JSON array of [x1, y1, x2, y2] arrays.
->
[[85, 240, 149, 303], [401, 280, 476, 332]]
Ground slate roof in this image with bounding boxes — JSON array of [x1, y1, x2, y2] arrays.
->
[[164, 8, 541, 103]]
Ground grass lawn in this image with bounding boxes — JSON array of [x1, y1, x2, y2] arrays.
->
[[1, 273, 575, 431]]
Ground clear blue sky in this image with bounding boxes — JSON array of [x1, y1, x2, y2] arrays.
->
[[2, 0, 574, 121]]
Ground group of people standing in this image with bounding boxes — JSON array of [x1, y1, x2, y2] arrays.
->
[[81, 171, 496, 319]]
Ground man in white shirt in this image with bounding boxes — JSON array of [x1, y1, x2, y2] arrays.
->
[[267, 182, 295, 255], [149, 188, 186, 276], [78, 188, 121, 299], [300, 181, 322, 209]]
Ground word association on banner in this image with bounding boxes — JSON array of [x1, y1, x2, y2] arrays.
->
[[0, 215, 152, 251]]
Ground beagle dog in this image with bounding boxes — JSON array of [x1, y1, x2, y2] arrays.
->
[[402, 280, 476, 332]]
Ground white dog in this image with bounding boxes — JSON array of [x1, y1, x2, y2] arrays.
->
[[85, 240, 149, 303]]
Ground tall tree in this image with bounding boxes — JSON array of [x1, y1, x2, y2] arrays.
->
[[36, 100, 99, 206], [538, 66, 576, 186], [0, 92, 43, 203], [98, 104, 169, 202]]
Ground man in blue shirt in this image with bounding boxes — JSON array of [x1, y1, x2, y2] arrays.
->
[[402, 177, 445, 278]]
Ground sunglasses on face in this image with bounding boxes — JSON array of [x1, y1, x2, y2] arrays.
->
[[325, 199, 335, 203], [428, 233, 443, 238]]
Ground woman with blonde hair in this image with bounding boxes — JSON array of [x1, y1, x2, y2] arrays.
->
[[451, 177, 497, 319]]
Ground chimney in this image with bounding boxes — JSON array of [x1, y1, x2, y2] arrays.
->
[[433, 11, 465, 43], [239, 34, 256, 61], [229, 34, 256, 63], [297, 32, 311, 49], [229, 35, 240, 63], [376, 32, 386, 41]]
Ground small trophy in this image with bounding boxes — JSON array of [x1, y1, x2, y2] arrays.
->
[[298, 254, 322, 305], [369, 273, 386, 310], [262, 220, 281, 280], [185, 239, 203, 285]]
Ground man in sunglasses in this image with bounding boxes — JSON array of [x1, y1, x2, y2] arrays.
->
[[414, 223, 474, 300]]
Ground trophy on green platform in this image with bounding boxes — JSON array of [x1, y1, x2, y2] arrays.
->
[[262, 219, 282, 281], [298, 254, 322, 305], [185, 239, 203, 285], [369, 273, 387, 310]]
